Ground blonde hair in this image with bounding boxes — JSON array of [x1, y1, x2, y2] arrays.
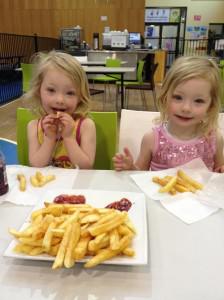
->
[[23, 50, 91, 118], [157, 56, 222, 135]]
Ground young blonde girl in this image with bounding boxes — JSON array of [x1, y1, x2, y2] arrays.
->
[[113, 56, 224, 172], [25, 50, 96, 169]]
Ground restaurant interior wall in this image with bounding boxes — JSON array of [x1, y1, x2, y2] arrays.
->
[[146, 0, 224, 38], [0, 0, 145, 48]]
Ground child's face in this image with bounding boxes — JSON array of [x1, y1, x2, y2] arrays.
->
[[167, 78, 212, 129], [40, 67, 80, 115]]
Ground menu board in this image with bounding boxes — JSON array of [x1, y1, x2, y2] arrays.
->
[[145, 8, 170, 23], [145, 8, 180, 23]]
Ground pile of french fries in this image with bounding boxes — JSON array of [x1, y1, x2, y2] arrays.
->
[[9, 202, 136, 269], [17, 171, 55, 191], [152, 169, 203, 195]]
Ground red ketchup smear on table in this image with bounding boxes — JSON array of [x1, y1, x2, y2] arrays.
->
[[105, 198, 132, 211], [53, 194, 86, 204]]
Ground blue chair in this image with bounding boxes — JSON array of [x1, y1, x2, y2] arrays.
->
[[0, 138, 18, 164]]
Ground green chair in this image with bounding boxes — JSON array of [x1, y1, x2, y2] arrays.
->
[[93, 58, 121, 109], [115, 60, 145, 109], [90, 111, 117, 170], [16, 108, 117, 170], [125, 63, 158, 110], [21, 63, 33, 93]]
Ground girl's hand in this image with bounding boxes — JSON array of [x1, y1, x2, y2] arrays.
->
[[113, 147, 135, 171], [57, 112, 75, 138], [42, 114, 59, 139], [214, 165, 224, 173]]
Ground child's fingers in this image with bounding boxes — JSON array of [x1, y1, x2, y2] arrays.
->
[[214, 165, 224, 173], [123, 147, 132, 158]]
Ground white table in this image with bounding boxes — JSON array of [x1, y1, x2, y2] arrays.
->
[[80, 60, 106, 66], [82, 66, 136, 110], [1, 169, 224, 300], [80, 61, 127, 66]]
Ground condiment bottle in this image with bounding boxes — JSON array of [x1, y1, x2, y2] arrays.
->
[[0, 150, 9, 196]]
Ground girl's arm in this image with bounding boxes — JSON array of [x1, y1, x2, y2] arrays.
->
[[28, 119, 57, 167], [214, 130, 224, 172], [63, 118, 96, 169], [113, 130, 154, 171]]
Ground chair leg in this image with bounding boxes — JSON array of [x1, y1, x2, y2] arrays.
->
[[140, 90, 147, 110], [125, 87, 129, 109], [115, 85, 119, 112], [152, 89, 157, 111]]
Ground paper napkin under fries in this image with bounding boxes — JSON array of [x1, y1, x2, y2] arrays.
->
[[0, 165, 78, 206], [130, 158, 224, 224]]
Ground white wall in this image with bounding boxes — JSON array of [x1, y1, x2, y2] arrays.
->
[[145, 0, 224, 37]]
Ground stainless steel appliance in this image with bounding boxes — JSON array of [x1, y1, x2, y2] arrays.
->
[[102, 30, 129, 50], [61, 26, 84, 51]]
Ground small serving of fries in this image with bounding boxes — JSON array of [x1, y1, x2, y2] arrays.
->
[[9, 202, 136, 269], [152, 169, 203, 195], [17, 171, 56, 191]]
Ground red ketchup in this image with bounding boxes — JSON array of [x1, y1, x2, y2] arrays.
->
[[53, 194, 86, 204], [105, 198, 132, 212]]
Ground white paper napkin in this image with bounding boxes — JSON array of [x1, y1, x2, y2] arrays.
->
[[0, 165, 78, 206], [130, 158, 221, 224]]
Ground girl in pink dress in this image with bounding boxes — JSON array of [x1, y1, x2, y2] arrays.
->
[[113, 56, 224, 172]]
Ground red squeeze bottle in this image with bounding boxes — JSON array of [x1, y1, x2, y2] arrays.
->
[[0, 150, 9, 196]]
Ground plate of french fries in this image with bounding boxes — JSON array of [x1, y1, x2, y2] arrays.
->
[[2, 166, 78, 205], [4, 189, 148, 267]]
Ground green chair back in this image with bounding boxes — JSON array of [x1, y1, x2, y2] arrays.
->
[[136, 60, 145, 83], [116, 60, 145, 86], [16, 107, 35, 165], [21, 63, 33, 93], [16, 108, 117, 170], [94, 58, 121, 82], [89, 111, 117, 169]]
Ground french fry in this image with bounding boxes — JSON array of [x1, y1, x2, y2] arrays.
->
[[30, 175, 40, 187], [88, 212, 127, 236], [64, 222, 80, 268], [152, 176, 177, 195], [84, 235, 132, 268], [80, 213, 100, 224], [13, 243, 34, 254], [176, 177, 196, 193], [177, 170, 203, 190], [52, 223, 72, 269], [29, 247, 45, 256], [109, 228, 120, 250], [17, 174, 26, 191], [159, 176, 177, 193], [30, 171, 56, 187], [42, 221, 57, 252], [122, 247, 135, 257], [73, 236, 91, 260]]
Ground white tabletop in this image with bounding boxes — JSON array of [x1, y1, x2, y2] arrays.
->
[[82, 66, 135, 74], [1, 169, 224, 300], [80, 61, 127, 66], [80, 60, 106, 66]]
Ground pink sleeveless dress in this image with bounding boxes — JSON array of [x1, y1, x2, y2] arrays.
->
[[150, 124, 216, 171]]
